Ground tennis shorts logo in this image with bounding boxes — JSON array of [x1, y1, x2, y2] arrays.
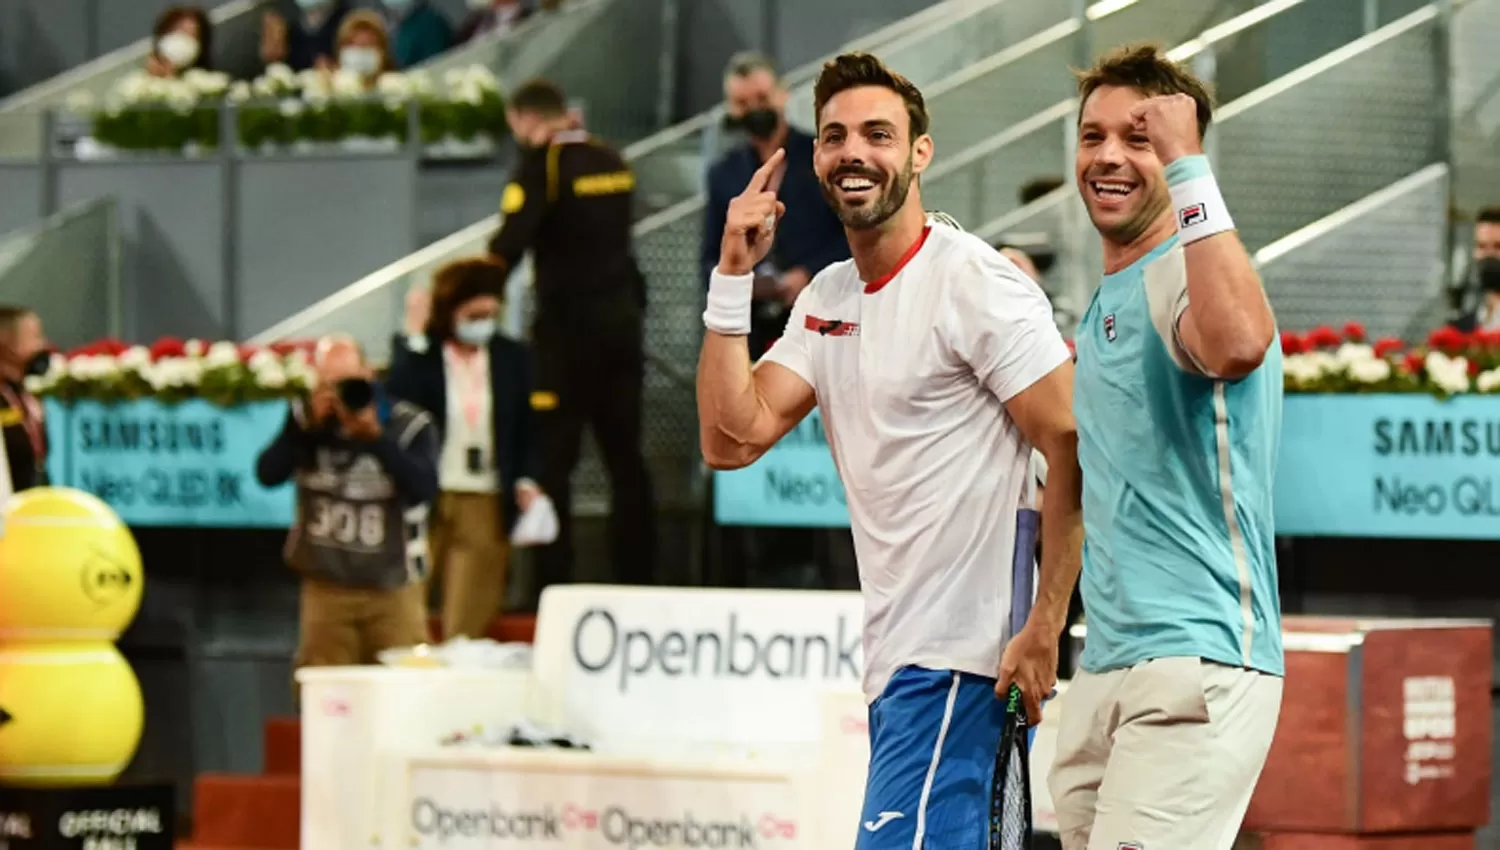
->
[[1179, 203, 1207, 228], [804, 315, 860, 337], [1103, 313, 1117, 342], [863, 811, 904, 832], [1118, 843, 1144, 850]]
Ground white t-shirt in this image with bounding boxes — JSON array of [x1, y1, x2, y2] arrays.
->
[[759, 218, 1071, 701], [440, 344, 500, 493]]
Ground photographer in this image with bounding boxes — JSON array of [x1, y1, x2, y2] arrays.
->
[[257, 334, 439, 684]]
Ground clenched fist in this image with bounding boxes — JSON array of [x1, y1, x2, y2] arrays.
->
[[1128, 93, 1203, 165], [718, 148, 787, 277]]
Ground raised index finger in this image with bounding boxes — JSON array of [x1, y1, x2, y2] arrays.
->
[[745, 148, 786, 194]]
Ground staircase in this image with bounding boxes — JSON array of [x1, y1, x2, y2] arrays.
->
[[176, 614, 537, 850]]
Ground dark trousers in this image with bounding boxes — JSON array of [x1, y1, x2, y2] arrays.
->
[[530, 307, 657, 589]]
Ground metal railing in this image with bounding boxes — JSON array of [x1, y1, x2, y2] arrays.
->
[[0, 197, 121, 348], [1254, 163, 1451, 337]]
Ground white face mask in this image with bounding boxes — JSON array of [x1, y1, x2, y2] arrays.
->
[[340, 46, 382, 77], [466, 0, 494, 9], [157, 32, 200, 69]]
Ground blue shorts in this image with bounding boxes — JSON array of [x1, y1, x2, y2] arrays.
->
[[855, 666, 1006, 850]]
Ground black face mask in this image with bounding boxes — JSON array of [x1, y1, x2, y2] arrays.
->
[[337, 377, 375, 411], [724, 109, 781, 141], [1479, 257, 1500, 294], [22, 351, 50, 378]]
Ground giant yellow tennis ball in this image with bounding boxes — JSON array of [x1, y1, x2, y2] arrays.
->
[[0, 642, 144, 786], [0, 487, 143, 641]]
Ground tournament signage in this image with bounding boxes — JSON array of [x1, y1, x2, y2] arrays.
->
[[1274, 394, 1500, 539], [44, 399, 294, 528], [716, 395, 1500, 540], [713, 410, 848, 527], [0, 784, 174, 850], [405, 758, 799, 850], [531, 585, 864, 751]]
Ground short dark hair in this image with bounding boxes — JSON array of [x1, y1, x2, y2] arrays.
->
[[0, 305, 33, 335], [813, 52, 929, 139], [425, 258, 506, 341], [1478, 207, 1500, 226], [1076, 43, 1214, 139], [725, 51, 777, 82], [508, 78, 568, 117]]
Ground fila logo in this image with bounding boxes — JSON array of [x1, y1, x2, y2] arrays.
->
[[1103, 313, 1117, 342], [1179, 203, 1206, 228], [1118, 843, 1145, 850], [804, 315, 860, 337], [863, 812, 904, 832]]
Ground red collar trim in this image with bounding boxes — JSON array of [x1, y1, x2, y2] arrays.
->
[[862, 226, 932, 294]]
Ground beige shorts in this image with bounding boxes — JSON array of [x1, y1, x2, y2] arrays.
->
[[1048, 656, 1284, 850]]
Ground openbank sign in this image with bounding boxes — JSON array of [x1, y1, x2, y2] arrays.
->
[[569, 608, 862, 693], [410, 799, 797, 848]]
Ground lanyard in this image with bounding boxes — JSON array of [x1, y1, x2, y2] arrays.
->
[[0, 382, 43, 463], [444, 344, 488, 433]]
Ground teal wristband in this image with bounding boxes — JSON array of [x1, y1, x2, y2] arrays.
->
[[1164, 154, 1212, 187]]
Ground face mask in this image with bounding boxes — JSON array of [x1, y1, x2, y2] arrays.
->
[[455, 318, 497, 345], [741, 108, 780, 140], [1479, 257, 1500, 294], [467, 0, 493, 9], [22, 351, 50, 378], [340, 47, 382, 76], [157, 32, 200, 69], [295, 0, 328, 9]]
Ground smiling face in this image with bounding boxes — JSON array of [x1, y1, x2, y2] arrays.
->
[[814, 84, 932, 231], [1075, 84, 1173, 246]]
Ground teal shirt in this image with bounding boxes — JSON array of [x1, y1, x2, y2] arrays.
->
[[1073, 231, 1285, 677], [392, 5, 453, 69]]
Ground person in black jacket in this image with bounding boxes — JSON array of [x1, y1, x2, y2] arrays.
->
[[488, 78, 657, 592], [256, 334, 438, 689], [261, 0, 352, 72], [387, 258, 546, 634], [702, 52, 851, 359], [0, 306, 51, 499]]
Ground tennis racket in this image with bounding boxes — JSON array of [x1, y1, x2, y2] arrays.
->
[[989, 683, 1034, 850]]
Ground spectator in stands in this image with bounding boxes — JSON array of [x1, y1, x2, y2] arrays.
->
[[703, 52, 850, 359], [0, 306, 50, 496], [1454, 207, 1500, 331], [387, 259, 546, 637], [457, 0, 535, 44], [256, 335, 438, 691], [384, 0, 453, 69], [146, 5, 214, 79], [486, 78, 657, 595], [333, 11, 396, 84], [701, 53, 854, 592], [261, 0, 353, 73]]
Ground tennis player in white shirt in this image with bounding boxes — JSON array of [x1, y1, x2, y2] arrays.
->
[[696, 52, 1083, 848]]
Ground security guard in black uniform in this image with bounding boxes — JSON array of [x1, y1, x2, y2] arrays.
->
[[487, 78, 656, 591]]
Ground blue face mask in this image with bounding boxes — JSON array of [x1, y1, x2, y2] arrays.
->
[[455, 317, 496, 345]]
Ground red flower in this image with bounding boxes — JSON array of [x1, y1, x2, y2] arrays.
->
[[1342, 322, 1366, 343], [1427, 325, 1469, 355], [1470, 359, 1482, 377], [1402, 351, 1426, 375], [149, 336, 187, 361], [1476, 329, 1500, 349], [238, 344, 262, 362], [1308, 325, 1342, 349], [1280, 331, 1308, 355], [1372, 337, 1404, 358]]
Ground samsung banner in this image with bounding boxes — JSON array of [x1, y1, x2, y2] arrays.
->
[[531, 586, 864, 753], [716, 395, 1500, 540], [405, 758, 801, 850]]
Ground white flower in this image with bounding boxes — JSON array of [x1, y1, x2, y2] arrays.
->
[[464, 65, 500, 93], [248, 350, 279, 373], [405, 71, 435, 96], [45, 354, 65, 379], [1348, 357, 1391, 384], [23, 375, 50, 393], [118, 345, 152, 371], [1477, 368, 1500, 393], [266, 63, 297, 86], [255, 362, 288, 389], [279, 99, 305, 118], [68, 355, 119, 380], [442, 68, 467, 91], [185, 338, 206, 358], [182, 69, 231, 97], [377, 72, 411, 100], [1334, 343, 1376, 366], [205, 341, 240, 368], [331, 69, 366, 99], [1425, 351, 1472, 394], [66, 90, 97, 115], [228, 81, 253, 103], [452, 81, 484, 106]]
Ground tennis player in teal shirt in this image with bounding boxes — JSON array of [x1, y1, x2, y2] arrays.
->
[[1048, 44, 1285, 850]]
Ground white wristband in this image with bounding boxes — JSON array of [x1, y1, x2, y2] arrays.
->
[[1166, 155, 1234, 245], [703, 267, 754, 336]]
